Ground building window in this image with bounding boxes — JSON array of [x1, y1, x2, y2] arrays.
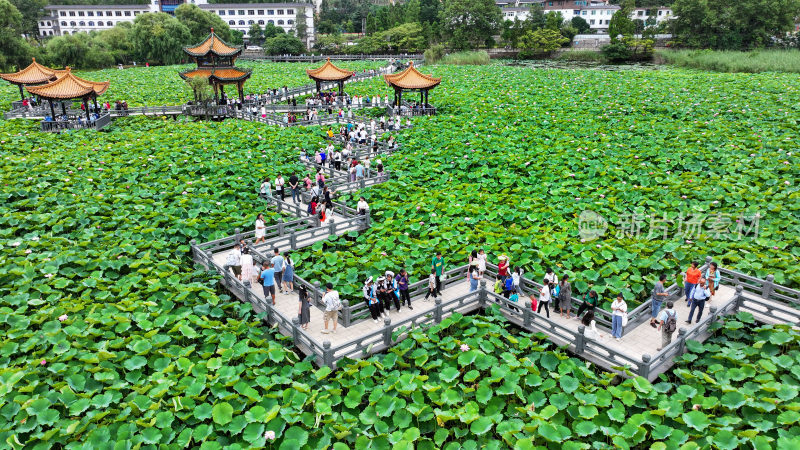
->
[[605, 20, 610, 24], [658, 10, 662, 16], [238, 20, 245, 25], [277, 19, 284, 25], [69, 11, 75, 16], [287, 19, 294, 24], [248, 10, 254, 15], [277, 9, 284, 15], [70, 21, 76, 26], [88, 11, 94, 16], [60, 11, 66, 16], [115, 11, 122, 16], [124, 11, 131, 16], [268, 20, 274, 24], [61, 21, 67, 26], [229, 20, 235, 25], [589, 19, 594, 25], [248, 20, 254, 24], [108, 21, 114, 26], [287, 9, 294, 14], [582, 10, 587, 15], [238, 10, 245, 15], [79, 21, 85, 26], [228, 10, 235, 15], [258, 10, 264, 14], [219, 10, 225, 15], [78, 11, 84, 16], [258, 19, 264, 25], [268, 9, 274, 14], [88, 21, 94, 26]]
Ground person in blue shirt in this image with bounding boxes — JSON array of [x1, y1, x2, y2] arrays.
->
[[687, 278, 711, 324], [271, 248, 285, 293], [260, 262, 276, 305]]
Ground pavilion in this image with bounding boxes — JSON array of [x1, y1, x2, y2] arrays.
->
[[26, 68, 109, 122], [0, 58, 67, 101], [179, 28, 251, 104], [383, 61, 441, 112], [306, 58, 355, 94]]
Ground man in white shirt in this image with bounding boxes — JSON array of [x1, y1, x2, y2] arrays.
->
[[322, 282, 340, 334], [657, 301, 678, 351], [687, 278, 711, 324], [275, 175, 285, 201], [223, 244, 242, 278]]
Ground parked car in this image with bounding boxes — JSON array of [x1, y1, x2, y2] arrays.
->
[[246, 46, 263, 51]]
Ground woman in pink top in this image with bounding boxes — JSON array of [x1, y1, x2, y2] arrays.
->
[[303, 174, 312, 190], [316, 171, 326, 188]]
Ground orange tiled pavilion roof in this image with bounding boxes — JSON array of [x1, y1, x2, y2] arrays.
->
[[0, 58, 59, 85], [179, 67, 252, 82], [183, 29, 242, 58], [306, 58, 355, 82], [384, 61, 441, 90], [26, 68, 109, 99]]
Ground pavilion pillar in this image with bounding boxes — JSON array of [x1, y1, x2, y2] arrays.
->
[[61, 102, 67, 116], [316, 81, 321, 93], [425, 90, 429, 107], [93, 95, 99, 112], [220, 84, 225, 103], [48, 99, 55, 119], [238, 82, 244, 104], [419, 89, 423, 106], [18, 85, 25, 101], [338, 80, 343, 94], [213, 83, 219, 103], [83, 98, 90, 122], [398, 89, 402, 109]]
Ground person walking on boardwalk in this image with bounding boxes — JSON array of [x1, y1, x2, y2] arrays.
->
[[582, 310, 603, 340], [558, 275, 572, 319], [364, 277, 382, 323], [611, 293, 627, 341], [323, 186, 333, 210], [274, 174, 285, 201], [704, 262, 720, 296], [322, 282, 341, 334], [431, 251, 445, 295], [271, 249, 285, 293], [650, 274, 669, 328], [424, 269, 438, 301], [378, 274, 393, 317], [477, 249, 487, 276], [684, 261, 702, 306], [575, 289, 598, 319], [376, 159, 385, 181], [240, 247, 253, 287], [282, 253, 294, 294], [260, 261, 276, 306], [468, 263, 481, 292], [687, 278, 711, 324], [298, 286, 310, 330], [497, 255, 510, 280], [316, 170, 326, 189], [396, 269, 412, 310], [254, 214, 266, 245], [223, 243, 242, 279], [303, 173, 312, 192], [657, 301, 678, 351], [289, 172, 300, 204], [260, 177, 272, 200], [512, 267, 523, 295], [355, 161, 365, 181], [544, 267, 557, 285], [537, 278, 551, 318]]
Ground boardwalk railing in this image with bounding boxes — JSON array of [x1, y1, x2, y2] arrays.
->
[[241, 54, 422, 62], [40, 113, 112, 133]]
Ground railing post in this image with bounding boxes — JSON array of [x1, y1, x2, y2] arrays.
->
[[342, 299, 351, 327], [322, 341, 333, 368], [479, 280, 487, 310], [382, 318, 392, 346], [705, 255, 713, 266], [290, 231, 297, 250], [234, 227, 241, 243], [276, 199, 282, 213], [640, 354, 651, 379], [189, 239, 197, 261], [434, 298, 442, 323], [575, 325, 586, 354], [328, 218, 336, 236], [360, 178, 366, 189], [263, 298, 272, 323], [676, 328, 688, 355], [365, 210, 371, 229], [277, 218, 285, 236], [734, 285, 744, 311], [313, 281, 321, 306], [292, 317, 301, 343], [762, 274, 775, 300], [523, 302, 532, 328], [709, 305, 719, 323]]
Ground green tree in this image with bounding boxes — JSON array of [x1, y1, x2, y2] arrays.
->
[[264, 33, 305, 55], [174, 3, 233, 44], [95, 22, 134, 64], [404, 0, 421, 24], [518, 28, 569, 58], [10, 0, 47, 37], [248, 23, 264, 45], [419, 0, 440, 24], [314, 33, 345, 53], [263, 23, 285, 39], [544, 11, 563, 31], [525, 4, 547, 31], [439, 0, 502, 49], [381, 22, 427, 52], [609, 0, 636, 41], [132, 12, 191, 65], [44, 32, 115, 68], [670, 0, 711, 48], [571, 16, 591, 34], [0, 0, 31, 71], [295, 7, 309, 44]]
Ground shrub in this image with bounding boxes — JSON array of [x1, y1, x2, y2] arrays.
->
[[438, 50, 490, 65], [656, 49, 800, 73], [557, 50, 604, 62], [518, 29, 569, 59], [423, 44, 445, 64]]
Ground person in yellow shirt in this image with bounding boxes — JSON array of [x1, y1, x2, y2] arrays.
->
[[326, 127, 334, 138]]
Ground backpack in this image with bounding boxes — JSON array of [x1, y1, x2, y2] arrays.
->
[[552, 284, 561, 300], [504, 277, 513, 291], [664, 311, 677, 334], [494, 280, 503, 294]]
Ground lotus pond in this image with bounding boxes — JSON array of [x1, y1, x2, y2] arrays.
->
[[1, 62, 799, 448]]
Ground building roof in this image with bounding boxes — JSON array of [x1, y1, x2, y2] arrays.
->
[[44, 5, 148, 10], [179, 67, 252, 82], [0, 58, 59, 86], [384, 62, 441, 90], [183, 29, 242, 58], [306, 59, 355, 82], [26, 68, 109, 99], [200, 3, 312, 8]]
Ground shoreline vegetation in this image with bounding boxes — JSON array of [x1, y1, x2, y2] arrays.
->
[[654, 49, 800, 73]]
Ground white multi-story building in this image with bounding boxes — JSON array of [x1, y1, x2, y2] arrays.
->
[[37, 0, 315, 48], [498, 0, 672, 33]]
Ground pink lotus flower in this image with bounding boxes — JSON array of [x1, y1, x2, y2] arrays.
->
[[58, 314, 68, 322], [10, 242, 21, 247], [785, 181, 791, 185], [25, 249, 32, 254], [264, 430, 276, 440], [40, 360, 46, 365], [681, 195, 687, 199], [460, 344, 470, 352]]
